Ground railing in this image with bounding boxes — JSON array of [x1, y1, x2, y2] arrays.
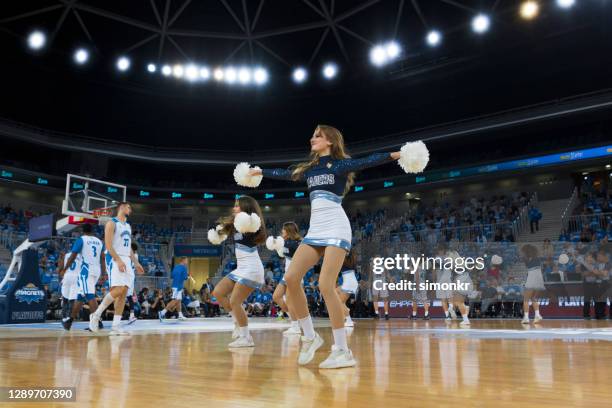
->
[[560, 187, 579, 233], [0, 230, 26, 251], [513, 191, 539, 239], [388, 222, 516, 243], [134, 276, 170, 293], [564, 212, 612, 235]]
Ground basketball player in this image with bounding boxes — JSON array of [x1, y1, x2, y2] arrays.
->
[[209, 196, 267, 348], [411, 260, 431, 320], [125, 242, 139, 325], [59, 249, 81, 330], [433, 244, 456, 321], [270, 222, 302, 336], [372, 264, 390, 320], [61, 223, 105, 330], [335, 249, 358, 328], [159, 257, 191, 321], [89, 202, 144, 335], [448, 249, 472, 327], [248, 125, 427, 368]]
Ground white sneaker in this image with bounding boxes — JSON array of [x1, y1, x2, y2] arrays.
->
[[178, 315, 187, 321], [89, 313, 100, 333], [298, 332, 324, 365], [109, 325, 130, 336], [534, 314, 543, 323], [344, 319, 355, 328], [459, 319, 471, 327], [228, 335, 255, 348], [521, 316, 530, 324], [449, 309, 457, 319], [319, 345, 357, 369], [283, 325, 301, 336], [232, 324, 240, 339], [127, 316, 137, 325]]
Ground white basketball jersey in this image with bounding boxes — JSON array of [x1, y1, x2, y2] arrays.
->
[[110, 217, 132, 257], [63, 252, 81, 278], [79, 236, 104, 271]]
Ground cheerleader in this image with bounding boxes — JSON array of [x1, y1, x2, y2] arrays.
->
[[335, 249, 359, 328], [235, 124, 428, 368], [268, 222, 303, 336], [521, 244, 544, 324], [208, 195, 267, 348], [448, 249, 472, 327]]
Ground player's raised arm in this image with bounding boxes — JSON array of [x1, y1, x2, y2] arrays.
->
[[105, 220, 126, 273]]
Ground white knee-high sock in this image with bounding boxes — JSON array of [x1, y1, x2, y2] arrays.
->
[[332, 327, 348, 351], [298, 316, 315, 339]]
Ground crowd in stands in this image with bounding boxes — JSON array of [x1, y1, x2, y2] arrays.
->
[[562, 181, 612, 243], [387, 192, 530, 244], [4, 184, 612, 322]]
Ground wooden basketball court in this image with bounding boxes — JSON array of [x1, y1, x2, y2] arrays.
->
[[1, 319, 610, 407]]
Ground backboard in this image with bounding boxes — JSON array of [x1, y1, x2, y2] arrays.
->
[[62, 174, 127, 218]]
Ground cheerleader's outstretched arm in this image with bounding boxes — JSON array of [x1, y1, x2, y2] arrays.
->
[[335, 152, 400, 174], [249, 167, 296, 181]]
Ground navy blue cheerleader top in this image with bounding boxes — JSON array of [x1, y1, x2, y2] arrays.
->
[[262, 153, 394, 197], [525, 258, 541, 269], [283, 239, 300, 259], [232, 231, 259, 250]]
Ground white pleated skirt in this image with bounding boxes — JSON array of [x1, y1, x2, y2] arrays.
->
[[525, 266, 545, 291], [227, 244, 265, 289], [303, 190, 352, 251]]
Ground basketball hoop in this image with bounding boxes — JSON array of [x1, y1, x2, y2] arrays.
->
[[92, 206, 114, 225]]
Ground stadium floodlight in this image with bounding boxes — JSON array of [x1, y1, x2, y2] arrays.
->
[[557, 0, 575, 9], [238, 67, 252, 84], [185, 64, 199, 81], [116, 56, 130, 71], [27, 30, 46, 50], [520, 1, 540, 20], [147, 63, 156, 73], [161, 65, 172, 76], [426, 30, 442, 47], [323, 63, 338, 79], [74, 48, 89, 65], [172, 64, 184, 78], [292, 67, 307, 83], [472, 14, 491, 34], [199, 67, 210, 80], [253, 67, 268, 85]]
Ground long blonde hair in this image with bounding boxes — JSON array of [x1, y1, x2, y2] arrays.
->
[[291, 125, 355, 195]]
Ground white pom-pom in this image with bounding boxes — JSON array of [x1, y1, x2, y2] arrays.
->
[[491, 255, 503, 265], [234, 212, 261, 233], [265, 235, 285, 256], [558, 253, 569, 265], [249, 213, 261, 233], [398, 140, 429, 174], [266, 236, 276, 251], [207, 226, 227, 245], [273, 236, 285, 252], [233, 162, 263, 188]]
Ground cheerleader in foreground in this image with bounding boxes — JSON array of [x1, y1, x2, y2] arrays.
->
[[521, 244, 544, 324], [208, 195, 267, 348], [234, 124, 428, 368], [335, 249, 359, 328], [267, 222, 303, 336]]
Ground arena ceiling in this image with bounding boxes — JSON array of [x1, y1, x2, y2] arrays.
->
[[1, 0, 611, 157]]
